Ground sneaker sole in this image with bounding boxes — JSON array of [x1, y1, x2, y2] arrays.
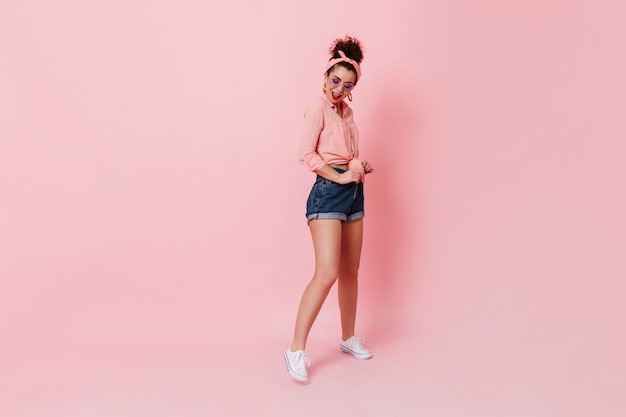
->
[[283, 352, 309, 382], [340, 345, 373, 360]]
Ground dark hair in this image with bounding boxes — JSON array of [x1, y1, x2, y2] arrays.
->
[[326, 35, 364, 83]]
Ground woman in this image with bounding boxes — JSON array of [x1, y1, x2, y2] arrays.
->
[[284, 36, 374, 382]]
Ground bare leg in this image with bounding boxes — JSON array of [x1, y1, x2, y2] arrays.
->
[[290, 219, 342, 351], [338, 218, 364, 341]]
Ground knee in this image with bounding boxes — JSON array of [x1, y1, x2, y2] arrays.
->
[[313, 268, 339, 288]]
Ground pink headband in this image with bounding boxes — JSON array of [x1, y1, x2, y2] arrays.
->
[[324, 50, 361, 80]]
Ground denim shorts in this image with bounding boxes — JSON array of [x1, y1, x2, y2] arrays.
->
[[306, 167, 365, 223]]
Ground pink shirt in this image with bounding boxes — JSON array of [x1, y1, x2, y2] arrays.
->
[[298, 95, 363, 176]]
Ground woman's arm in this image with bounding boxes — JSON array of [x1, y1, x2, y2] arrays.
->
[[298, 102, 326, 171], [315, 164, 362, 184]]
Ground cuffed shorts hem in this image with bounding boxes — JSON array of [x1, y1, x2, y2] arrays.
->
[[307, 211, 365, 224]]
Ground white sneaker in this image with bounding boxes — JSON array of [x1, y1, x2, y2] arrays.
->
[[340, 336, 373, 360], [284, 349, 310, 382]]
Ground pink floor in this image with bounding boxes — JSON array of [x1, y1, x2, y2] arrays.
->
[[3, 277, 625, 417]]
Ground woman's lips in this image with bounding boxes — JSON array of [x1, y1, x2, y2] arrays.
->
[[332, 92, 341, 99]]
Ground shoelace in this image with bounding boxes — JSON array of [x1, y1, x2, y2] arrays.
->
[[350, 337, 367, 350], [291, 351, 310, 369]]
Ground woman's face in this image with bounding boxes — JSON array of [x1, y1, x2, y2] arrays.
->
[[324, 66, 356, 106]]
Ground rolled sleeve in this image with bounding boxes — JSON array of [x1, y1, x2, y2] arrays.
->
[[298, 100, 326, 171]]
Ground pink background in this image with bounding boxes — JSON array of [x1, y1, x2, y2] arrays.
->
[[2, 1, 625, 416]]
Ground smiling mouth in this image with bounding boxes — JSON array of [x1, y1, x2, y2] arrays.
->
[[331, 92, 341, 99]]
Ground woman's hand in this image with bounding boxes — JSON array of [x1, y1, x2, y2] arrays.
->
[[337, 169, 362, 184], [362, 160, 374, 174]]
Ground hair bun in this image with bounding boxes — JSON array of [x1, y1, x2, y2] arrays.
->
[[329, 35, 363, 64]]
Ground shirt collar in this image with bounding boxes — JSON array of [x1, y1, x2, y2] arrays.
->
[[320, 94, 348, 114]]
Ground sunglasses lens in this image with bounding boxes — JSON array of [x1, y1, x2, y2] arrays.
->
[[329, 77, 353, 92]]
